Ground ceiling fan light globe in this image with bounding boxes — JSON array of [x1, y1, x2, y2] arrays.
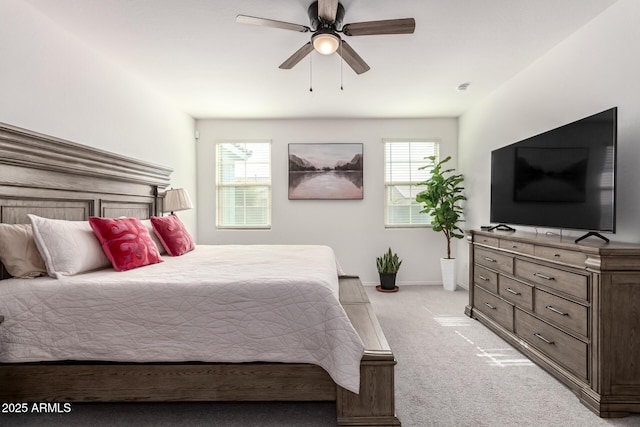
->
[[312, 33, 340, 55]]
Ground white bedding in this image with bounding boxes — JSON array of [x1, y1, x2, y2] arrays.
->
[[0, 245, 365, 393]]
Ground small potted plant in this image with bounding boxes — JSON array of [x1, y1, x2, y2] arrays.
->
[[416, 155, 465, 291], [376, 248, 402, 292]]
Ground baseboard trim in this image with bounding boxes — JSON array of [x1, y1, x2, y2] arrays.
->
[[362, 281, 470, 290], [363, 281, 441, 287]]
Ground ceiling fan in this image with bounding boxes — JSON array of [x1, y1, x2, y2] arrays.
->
[[236, 0, 416, 75]]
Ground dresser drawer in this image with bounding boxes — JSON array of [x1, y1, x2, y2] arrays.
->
[[499, 239, 534, 256], [515, 309, 587, 380], [498, 275, 533, 311], [515, 259, 588, 300], [475, 247, 514, 275], [534, 290, 588, 337], [534, 245, 588, 267], [474, 286, 514, 331], [474, 264, 498, 293], [475, 235, 499, 247]]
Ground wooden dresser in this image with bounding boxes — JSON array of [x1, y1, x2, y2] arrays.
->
[[465, 229, 640, 417]]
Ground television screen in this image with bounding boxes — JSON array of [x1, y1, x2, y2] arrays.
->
[[490, 108, 617, 232], [514, 147, 589, 203]]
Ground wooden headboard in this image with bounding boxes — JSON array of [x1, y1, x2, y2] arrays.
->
[[0, 122, 173, 277]]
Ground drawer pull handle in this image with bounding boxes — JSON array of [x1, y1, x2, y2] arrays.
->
[[534, 272, 555, 281], [505, 288, 521, 296], [545, 305, 569, 316], [484, 257, 497, 263], [478, 275, 489, 281], [554, 254, 561, 258], [534, 333, 555, 345], [484, 302, 497, 310]]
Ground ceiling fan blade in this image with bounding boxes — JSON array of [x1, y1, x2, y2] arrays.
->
[[236, 15, 310, 32], [279, 42, 314, 69], [342, 18, 416, 36], [318, 0, 339, 23], [336, 40, 370, 75]]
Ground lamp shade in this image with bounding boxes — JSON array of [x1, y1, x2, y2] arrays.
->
[[163, 188, 193, 213]]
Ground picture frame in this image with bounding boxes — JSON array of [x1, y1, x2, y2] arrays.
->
[[288, 143, 363, 200]]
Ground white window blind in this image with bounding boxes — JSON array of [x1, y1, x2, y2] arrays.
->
[[216, 141, 271, 228], [384, 140, 439, 227]]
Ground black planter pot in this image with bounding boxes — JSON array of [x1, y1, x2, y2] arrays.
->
[[379, 273, 397, 290]]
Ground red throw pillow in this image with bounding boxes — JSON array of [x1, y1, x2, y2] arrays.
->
[[89, 217, 163, 272], [150, 214, 195, 256]]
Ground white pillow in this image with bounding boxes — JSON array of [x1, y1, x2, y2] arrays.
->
[[0, 223, 47, 278], [28, 214, 111, 278], [141, 219, 166, 255]]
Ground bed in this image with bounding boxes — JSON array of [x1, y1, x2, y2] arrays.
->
[[0, 123, 400, 426]]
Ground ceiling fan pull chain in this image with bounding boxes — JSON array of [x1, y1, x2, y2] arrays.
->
[[309, 52, 313, 92], [340, 41, 344, 91]]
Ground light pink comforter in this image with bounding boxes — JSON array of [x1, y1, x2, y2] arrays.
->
[[0, 245, 365, 393]]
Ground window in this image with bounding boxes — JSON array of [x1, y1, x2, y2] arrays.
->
[[384, 140, 439, 227], [216, 141, 271, 228]]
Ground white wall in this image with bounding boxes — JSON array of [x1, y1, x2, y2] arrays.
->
[[457, 0, 640, 287], [0, 0, 197, 233], [197, 118, 458, 285]]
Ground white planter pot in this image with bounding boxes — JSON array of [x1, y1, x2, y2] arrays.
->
[[440, 258, 457, 291]]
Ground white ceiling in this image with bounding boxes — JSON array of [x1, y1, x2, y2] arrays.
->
[[24, 0, 618, 119]]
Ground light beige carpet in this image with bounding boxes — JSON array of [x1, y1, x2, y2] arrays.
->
[[366, 285, 640, 427]]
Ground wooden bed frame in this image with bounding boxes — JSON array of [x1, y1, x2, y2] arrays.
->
[[0, 123, 400, 426]]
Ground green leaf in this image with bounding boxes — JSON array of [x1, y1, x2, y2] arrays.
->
[[376, 247, 403, 273]]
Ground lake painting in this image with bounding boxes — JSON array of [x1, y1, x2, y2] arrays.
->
[[288, 143, 363, 200]]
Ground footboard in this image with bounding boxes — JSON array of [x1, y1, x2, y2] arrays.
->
[[338, 276, 400, 426]]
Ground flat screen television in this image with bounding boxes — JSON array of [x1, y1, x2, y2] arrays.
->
[[490, 107, 617, 238]]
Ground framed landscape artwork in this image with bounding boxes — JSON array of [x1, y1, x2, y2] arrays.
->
[[288, 143, 363, 200]]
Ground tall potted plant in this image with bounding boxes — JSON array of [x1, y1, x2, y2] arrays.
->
[[376, 248, 402, 292], [416, 155, 465, 291]]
